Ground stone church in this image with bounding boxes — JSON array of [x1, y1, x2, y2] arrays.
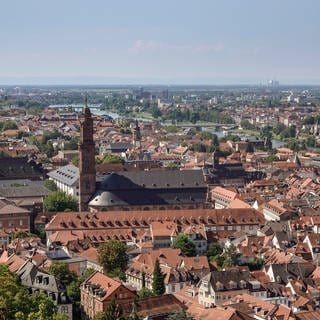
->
[[49, 99, 256, 212]]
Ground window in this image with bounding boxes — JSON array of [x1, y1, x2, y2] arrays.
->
[[61, 306, 68, 313], [20, 220, 23, 226], [216, 281, 223, 290], [229, 281, 237, 289]]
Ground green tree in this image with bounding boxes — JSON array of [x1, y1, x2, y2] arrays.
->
[[64, 137, 79, 150], [260, 125, 273, 140], [222, 244, 241, 268], [152, 259, 165, 295], [93, 298, 124, 320], [172, 234, 196, 257], [286, 138, 300, 151], [44, 179, 58, 192], [167, 309, 194, 320], [1, 120, 18, 131], [96, 153, 124, 165], [98, 240, 128, 275], [52, 314, 69, 320], [44, 191, 78, 212], [0, 266, 67, 320], [67, 268, 96, 319], [150, 106, 162, 118], [207, 242, 223, 259], [0, 265, 30, 320], [138, 287, 154, 299], [188, 143, 207, 153], [27, 293, 57, 320], [71, 157, 79, 167], [212, 255, 225, 269], [245, 142, 254, 153], [211, 134, 219, 148], [49, 262, 77, 287], [306, 136, 316, 147]]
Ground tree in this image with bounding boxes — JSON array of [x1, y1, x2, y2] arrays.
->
[[44, 191, 78, 212], [98, 240, 128, 275], [44, 179, 58, 192], [27, 293, 57, 320], [67, 268, 96, 319], [49, 262, 77, 287], [207, 242, 223, 259], [0, 266, 67, 320], [93, 298, 124, 320], [64, 137, 79, 150], [150, 106, 162, 118], [212, 255, 225, 269], [96, 153, 124, 165], [127, 299, 140, 320], [152, 259, 165, 295], [0, 265, 30, 320], [286, 138, 300, 151], [222, 244, 241, 268], [245, 142, 254, 153], [260, 125, 273, 140], [172, 234, 196, 257], [211, 134, 219, 148], [167, 309, 194, 320], [138, 287, 154, 298], [1, 120, 18, 131], [188, 143, 207, 153], [71, 157, 79, 167]]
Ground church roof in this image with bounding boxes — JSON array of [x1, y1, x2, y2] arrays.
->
[[90, 170, 207, 207], [97, 170, 206, 190]]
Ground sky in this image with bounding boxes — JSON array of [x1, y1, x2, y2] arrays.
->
[[0, 0, 319, 85]]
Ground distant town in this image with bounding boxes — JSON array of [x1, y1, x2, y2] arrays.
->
[[2, 83, 320, 320]]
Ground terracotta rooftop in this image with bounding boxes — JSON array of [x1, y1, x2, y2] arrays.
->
[[82, 271, 122, 302], [46, 208, 265, 232]]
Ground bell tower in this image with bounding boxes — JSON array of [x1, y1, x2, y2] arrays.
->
[[79, 96, 96, 211]]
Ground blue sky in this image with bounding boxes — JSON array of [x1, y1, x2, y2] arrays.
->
[[0, 0, 319, 85]]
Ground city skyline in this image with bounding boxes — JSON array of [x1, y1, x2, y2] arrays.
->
[[1, 0, 320, 85]]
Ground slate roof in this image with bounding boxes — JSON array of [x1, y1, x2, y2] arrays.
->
[[0, 179, 49, 198], [91, 169, 207, 207], [0, 157, 44, 180], [104, 142, 132, 152], [47, 164, 79, 186], [97, 170, 206, 190], [17, 260, 69, 304], [203, 269, 255, 292]]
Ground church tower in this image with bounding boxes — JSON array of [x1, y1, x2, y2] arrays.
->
[[79, 96, 96, 211], [132, 120, 142, 149]]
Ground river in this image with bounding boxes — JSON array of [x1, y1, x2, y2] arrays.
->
[[49, 105, 285, 148]]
